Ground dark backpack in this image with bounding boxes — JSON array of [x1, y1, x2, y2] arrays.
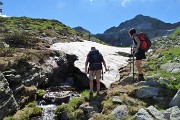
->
[[137, 32, 151, 52], [88, 50, 103, 70]]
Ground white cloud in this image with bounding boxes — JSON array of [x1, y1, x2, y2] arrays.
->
[[120, 0, 155, 7], [0, 14, 8, 17], [121, 0, 131, 7]]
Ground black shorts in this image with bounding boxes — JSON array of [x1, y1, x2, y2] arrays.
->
[[135, 50, 146, 60]]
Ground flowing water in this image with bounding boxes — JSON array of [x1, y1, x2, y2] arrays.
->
[[32, 88, 81, 120], [31, 104, 57, 120]]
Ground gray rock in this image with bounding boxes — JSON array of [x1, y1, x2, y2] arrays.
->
[[172, 68, 180, 73], [133, 108, 153, 120], [112, 96, 122, 104], [169, 89, 180, 107], [163, 106, 180, 120], [43, 91, 70, 105], [160, 63, 180, 73], [0, 42, 9, 48], [146, 106, 166, 120], [170, 106, 180, 120], [80, 102, 100, 114], [146, 79, 162, 88], [120, 75, 134, 85], [135, 87, 159, 98], [111, 105, 128, 120], [0, 72, 19, 120]]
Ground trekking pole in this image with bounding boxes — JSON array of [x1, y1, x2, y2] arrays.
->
[[102, 69, 103, 80], [132, 50, 135, 83], [130, 46, 132, 72]]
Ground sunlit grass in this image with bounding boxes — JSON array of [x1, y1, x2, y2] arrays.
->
[[4, 102, 42, 120]]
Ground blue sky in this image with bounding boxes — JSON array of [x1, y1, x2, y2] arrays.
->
[[0, 0, 180, 34]]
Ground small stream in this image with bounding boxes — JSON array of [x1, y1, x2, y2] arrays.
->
[[32, 86, 81, 120], [33, 104, 57, 120]]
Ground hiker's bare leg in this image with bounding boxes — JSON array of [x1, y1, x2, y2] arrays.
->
[[135, 60, 142, 74], [96, 79, 100, 92], [96, 70, 101, 92], [89, 71, 94, 92], [89, 80, 93, 91]]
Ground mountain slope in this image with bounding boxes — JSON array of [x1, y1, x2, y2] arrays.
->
[[0, 16, 89, 43], [95, 14, 180, 47], [73, 26, 92, 35]]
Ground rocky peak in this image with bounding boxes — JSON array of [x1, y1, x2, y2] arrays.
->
[[95, 14, 180, 46], [73, 26, 92, 35]]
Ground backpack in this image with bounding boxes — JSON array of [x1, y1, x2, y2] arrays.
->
[[137, 32, 151, 52], [87, 50, 103, 70]]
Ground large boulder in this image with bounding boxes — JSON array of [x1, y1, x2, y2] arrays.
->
[[135, 87, 159, 98], [160, 63, 180, 73], [0, 72, 19, 120]]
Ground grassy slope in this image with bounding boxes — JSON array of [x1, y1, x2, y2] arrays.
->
[[145, 27, 180, 89], [0, 16, 105, 71]]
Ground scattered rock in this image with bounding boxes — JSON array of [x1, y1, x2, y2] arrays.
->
[[111, 105, 128, 120], [133, 108, 153, 120], [135, 87, 159, 98]]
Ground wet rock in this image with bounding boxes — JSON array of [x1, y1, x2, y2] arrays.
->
[[43, 91, 71, 105]]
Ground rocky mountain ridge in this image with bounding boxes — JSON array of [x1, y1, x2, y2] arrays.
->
[[94, 14, 180, 46]]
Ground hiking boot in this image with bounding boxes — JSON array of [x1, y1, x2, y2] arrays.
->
[[138, 74, 145, 81], [96, 91, 100, 95], [89, 90, 93, 94]]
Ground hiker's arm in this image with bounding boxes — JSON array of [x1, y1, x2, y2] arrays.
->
[[102, 60, 107, 71], [133, 36, 140, 51], [85, 57, 88, 73]]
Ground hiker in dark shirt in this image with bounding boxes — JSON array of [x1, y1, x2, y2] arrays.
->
[[85, 47, 107, 94], [128, 28, 146, 81]]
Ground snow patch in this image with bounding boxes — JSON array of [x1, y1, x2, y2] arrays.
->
[[50, 40, 130, 88]]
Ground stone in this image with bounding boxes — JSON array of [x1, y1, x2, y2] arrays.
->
[[146, 106, 166, 120], [111, 105, 128, 120], [133, 108, 153, 120], [169, 89, 180, 107], [135, 87, 159, 98]]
